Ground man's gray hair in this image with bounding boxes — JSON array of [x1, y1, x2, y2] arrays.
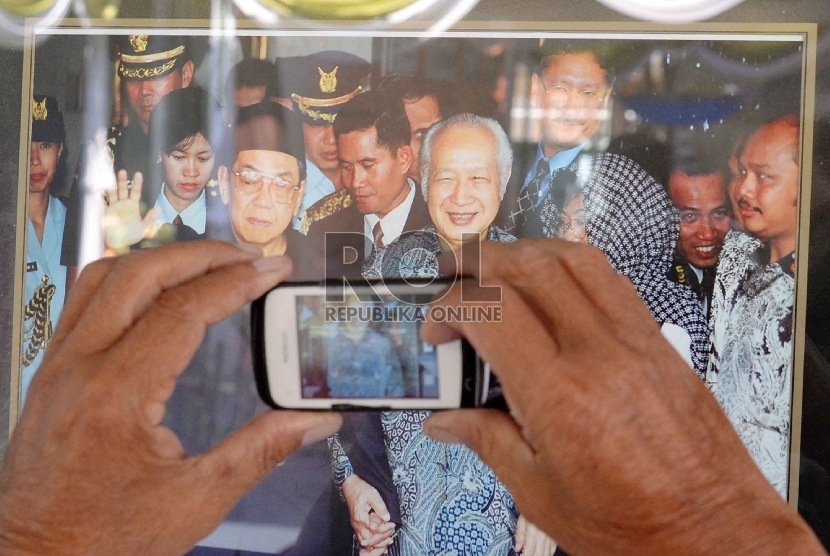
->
[[419, 113, 513, 201]]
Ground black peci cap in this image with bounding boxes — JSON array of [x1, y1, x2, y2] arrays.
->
[[289, 50, 371, 125], [235, 101, 307, 181], [117, 35, 191, 81], [31, 95, 65, 144]]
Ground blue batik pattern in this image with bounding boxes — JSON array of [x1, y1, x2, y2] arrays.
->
[[381, 411, 518, 556]]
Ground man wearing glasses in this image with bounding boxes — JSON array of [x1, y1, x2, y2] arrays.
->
[[502, 44, 709, 377], [217, 101, 312, 277]]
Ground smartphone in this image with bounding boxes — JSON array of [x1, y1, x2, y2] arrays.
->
[[251, 278, 491, 410]]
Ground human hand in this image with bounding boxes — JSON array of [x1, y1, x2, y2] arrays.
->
[[421, 239, 825, 556], [514, 515, 556, 555], [0, 241, 342, 555], [102, 170, 161, 254], [342, 474, 395, 549]]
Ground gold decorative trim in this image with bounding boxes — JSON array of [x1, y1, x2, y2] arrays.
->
[[119, 59, 177, 79], [290, 86, 362, 108], [120, 45, 184, 64]]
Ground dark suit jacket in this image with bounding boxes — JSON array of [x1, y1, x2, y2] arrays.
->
[[304, 183, 431, 280]]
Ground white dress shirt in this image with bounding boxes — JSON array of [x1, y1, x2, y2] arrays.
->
[[363, 179, 416, 257]]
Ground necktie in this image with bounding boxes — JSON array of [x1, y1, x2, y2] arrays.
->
[[372, 222, 385, 252], [173, 215, 183, 226], [525, 158, 550, 208], [508, 159, 549, 232]]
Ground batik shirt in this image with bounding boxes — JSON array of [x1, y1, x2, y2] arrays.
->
[[330, 224, 520, 556], [363, 224, 517, 279], [23, 196, 68, 403], [706, 230, 795, 497], [512, 152, 709, 376]]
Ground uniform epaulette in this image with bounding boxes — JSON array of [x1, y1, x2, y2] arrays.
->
[[300, 188, 353, 235]]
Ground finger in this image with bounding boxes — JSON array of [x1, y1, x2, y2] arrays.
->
[[423, 410, 541, 503], [48, 257, 117, 347], [142, 206, 161, 230], [116, 169, 129, 201], [130, 171, 143, 200], [441, 240, 657, 349], [360, 529, 394, 548], [421, 281, 561, 422], [67, 241, 267, 355], [524, 525, 539, 556], [113, 255, 293, 413], [366, 489, 391, 522], [193, 410, 341, 522], [514, 515, 527, 552]]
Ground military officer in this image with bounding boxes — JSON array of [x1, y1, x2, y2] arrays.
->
[[288, 50, 371, 230], [22, 95, 69, 403], [61, 35, 194, 273]]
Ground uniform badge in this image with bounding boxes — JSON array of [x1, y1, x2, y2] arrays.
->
[[26, 262, 38, 272], [32, 97, 48, 121], [129, 34, 149, 53], [318, 66, 339, 93]]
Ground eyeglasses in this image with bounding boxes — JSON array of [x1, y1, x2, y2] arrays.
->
[[541, 83, 607, 107], [232, 169, 301, 204], [558, 215, 587, 239]]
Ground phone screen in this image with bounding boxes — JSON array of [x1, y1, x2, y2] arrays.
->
[[295, 293, 438, 399]]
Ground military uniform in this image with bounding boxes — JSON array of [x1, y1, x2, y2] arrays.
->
[[287, 50, 371, 231], [61, 35, 192, 266], [22, 96, 69, 403]]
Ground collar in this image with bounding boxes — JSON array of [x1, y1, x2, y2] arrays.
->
[[155, 184, 207, 234], [364, 179, 416, 247], [535, 142, 586, 173], [751, 243, 796, 278]]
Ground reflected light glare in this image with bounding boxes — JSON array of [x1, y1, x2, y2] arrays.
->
[[594, 0, 747, 22], [233, 0, 279, 24]]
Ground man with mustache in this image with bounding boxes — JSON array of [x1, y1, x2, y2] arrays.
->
[[667, 156, 732, 319], [501, 43, 708, 377], [706, 115, 801, 498]]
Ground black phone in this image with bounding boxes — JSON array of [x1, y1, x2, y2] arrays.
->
[[250, 278, 495, 410]]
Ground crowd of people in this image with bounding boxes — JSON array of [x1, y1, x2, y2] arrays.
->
[[21, 34, 801, 555]]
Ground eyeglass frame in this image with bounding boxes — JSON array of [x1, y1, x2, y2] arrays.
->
[[539, 81, 610, 107], [557, 213, 587, 238], [231, 169, 303, 204]]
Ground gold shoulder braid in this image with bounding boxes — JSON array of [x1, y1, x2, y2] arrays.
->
[[300, 188, 354, 235], [22, 275, 56, 367]]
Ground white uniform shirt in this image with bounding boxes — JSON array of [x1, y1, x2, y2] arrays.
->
[[293, 159, 336, 230], [22, 196, 68, 403]]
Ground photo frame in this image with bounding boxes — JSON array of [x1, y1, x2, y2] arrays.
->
[[13, 19, 817, 554]]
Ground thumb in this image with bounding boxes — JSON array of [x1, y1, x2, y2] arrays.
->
[[423, 409, 536, 493], [366, 488, 391, 522], [197, 410, 341, 505], [515, 515, 527, 552]]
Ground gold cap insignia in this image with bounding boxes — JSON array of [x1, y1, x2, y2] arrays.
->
[[129, 34, 149, 53], [32, 97, 48, 121], [318, 66, 338, 94]]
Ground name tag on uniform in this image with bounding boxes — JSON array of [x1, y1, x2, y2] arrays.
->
[[27, 262, 38, 272]]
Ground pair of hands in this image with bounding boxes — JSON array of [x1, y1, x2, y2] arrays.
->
[[0, 238, 823, 555], [342, 474, 555, 555]]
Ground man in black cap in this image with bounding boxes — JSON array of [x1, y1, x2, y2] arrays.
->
[[288, 50, 371, 230], [217, 101, 314, 279], [23, 95, 70, 403], [61, 35, 194, 275]]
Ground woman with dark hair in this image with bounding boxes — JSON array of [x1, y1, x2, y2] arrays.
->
[[103, 86, 227, 252], [22, 95, 70, 402]]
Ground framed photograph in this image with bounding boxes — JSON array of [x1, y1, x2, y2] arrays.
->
[[13, 20, 816, 554]]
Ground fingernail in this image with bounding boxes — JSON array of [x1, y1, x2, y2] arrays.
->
[[301, 417, 342, 447], [422, 422, 463, 444], [253, 255, 290, 274]]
